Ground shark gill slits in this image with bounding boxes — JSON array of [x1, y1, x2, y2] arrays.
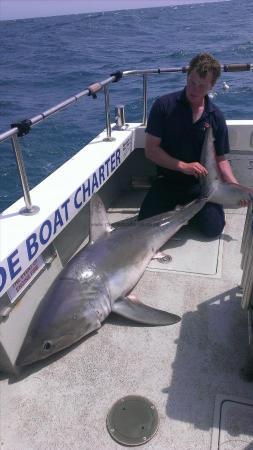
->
[[96, 310, 102, 319]]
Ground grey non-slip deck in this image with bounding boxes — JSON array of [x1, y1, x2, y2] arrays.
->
[[1, 192, 252, 450]]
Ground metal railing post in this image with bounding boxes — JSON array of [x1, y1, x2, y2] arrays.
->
[[103, 85, 114, 141], [142, 74, 148, 126], [11, 134, 39, 214]]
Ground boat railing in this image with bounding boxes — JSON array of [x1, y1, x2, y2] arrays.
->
[[0, 63, 252, 214]]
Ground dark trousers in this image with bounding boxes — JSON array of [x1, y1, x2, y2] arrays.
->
[[138, 177, 225, 238]]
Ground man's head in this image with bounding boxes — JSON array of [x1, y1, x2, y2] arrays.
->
[[186, 53, 221, 106], [188, 53, 221, 86]]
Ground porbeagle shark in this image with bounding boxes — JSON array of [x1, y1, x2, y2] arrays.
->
[[16, 195, 207, 366], [16, 126, 252, 366]]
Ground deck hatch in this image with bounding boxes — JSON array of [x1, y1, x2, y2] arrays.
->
[[147, 227, 223, 277], [106, 395, 159, 446], [211, 395, 253, 449]]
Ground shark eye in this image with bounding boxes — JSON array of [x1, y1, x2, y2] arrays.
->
[[42, 341, 52, 352]]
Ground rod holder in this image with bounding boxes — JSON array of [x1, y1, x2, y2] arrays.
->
[[115, 104, 126, 129]]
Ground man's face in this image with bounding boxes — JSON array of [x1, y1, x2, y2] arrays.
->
[[186, 69, 214, 106]]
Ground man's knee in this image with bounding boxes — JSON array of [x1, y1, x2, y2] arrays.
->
[[200, 217, 225, 237], [192, 203, 225, 238]]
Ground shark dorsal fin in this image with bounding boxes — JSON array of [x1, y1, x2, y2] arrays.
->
[[89, 194, 113, 244]]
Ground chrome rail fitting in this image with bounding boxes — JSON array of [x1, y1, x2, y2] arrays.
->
[[103, 84, 114, 142], [11, 134, 39, 215], [142, 74, 148, 127]]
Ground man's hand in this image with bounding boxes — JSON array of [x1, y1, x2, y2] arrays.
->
[[145, 134, 208, 178], [179, 161, 208, 178]]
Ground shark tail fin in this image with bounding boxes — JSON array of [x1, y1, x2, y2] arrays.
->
[[89, 193, 113, 244], [200, 125, 221, 201], [112, 296, 181, 326]]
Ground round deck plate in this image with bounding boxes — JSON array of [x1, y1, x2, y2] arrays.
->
[[106, 395, 159, 446]]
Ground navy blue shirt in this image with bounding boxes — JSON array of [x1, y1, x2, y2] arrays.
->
[[146, 88, 230, 184]]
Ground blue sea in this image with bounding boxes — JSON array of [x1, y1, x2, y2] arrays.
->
[[1, 0, 253, 212]]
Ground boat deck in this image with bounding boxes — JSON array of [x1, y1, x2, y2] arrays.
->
[[1, 188, 253, 450]]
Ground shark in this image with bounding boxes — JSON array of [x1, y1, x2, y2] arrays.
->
[[16, 194, 209, 367], [16, 125, 252, 367]]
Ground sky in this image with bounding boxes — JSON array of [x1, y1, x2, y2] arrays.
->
[[1, 0, 225, 21]]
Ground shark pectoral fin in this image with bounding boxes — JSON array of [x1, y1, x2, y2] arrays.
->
[[111, 297, 181, 326]]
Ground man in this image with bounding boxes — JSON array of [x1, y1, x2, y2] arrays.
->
[[138, 53, 240, 237]]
